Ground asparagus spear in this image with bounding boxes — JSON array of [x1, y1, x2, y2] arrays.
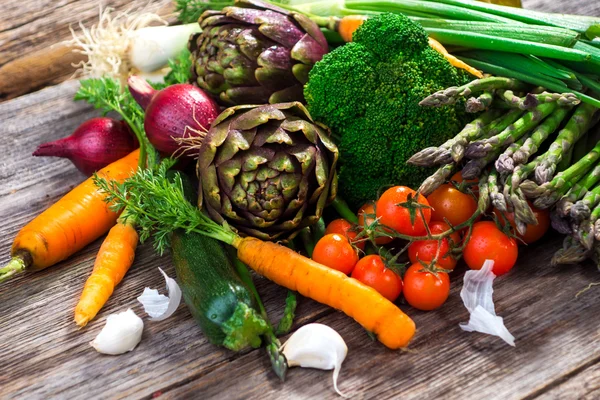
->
[[512, 106, 571, 165], [407, 109, 502, 166], [465, 91, 494, 113], [488, 169, 507, 212], [534, 103, 599, 184], [466, 102, 556, 159], [418, 163, 455, 196], [556, 164, 600, 216], [495, 133, 531, 174], [452, 109, 523, 163], [570, 184, 600, 222], [551, 236, 590, 266], [550, 210, 572, 235], [419, 77, 529, 107], [462, 133, 529, 180], [499, 90, 580, 110], [521, 140, 600, 209]]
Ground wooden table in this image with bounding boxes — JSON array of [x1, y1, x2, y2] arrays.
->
[[1, 1, 600, 399]]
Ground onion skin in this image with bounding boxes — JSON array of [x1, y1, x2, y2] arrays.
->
[[32, 118, 138, 176], [128, 76, 221, 157]]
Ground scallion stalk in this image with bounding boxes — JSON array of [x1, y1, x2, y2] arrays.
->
[[427, 29, 593, 63]]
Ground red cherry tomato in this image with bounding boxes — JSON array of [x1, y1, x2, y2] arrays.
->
[[376, 186, 431, 236], [427, 183, 477, 227], [463, 221, 518, 276], [493, 202, 550, 244], [351, 255, 403, 301], [313, 233, 359, 275], [403, 263, 450, 311], [408, 221, 460, 270], [358, 203, 393, 245], [325, 218, 365, 250]]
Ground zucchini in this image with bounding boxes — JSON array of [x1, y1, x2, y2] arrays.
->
[[171, 230, 268, 350]]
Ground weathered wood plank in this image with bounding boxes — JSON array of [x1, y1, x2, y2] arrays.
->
[[0, 0, 174, 100], [1, 1, 600, 399], [536, 361, 600, 400]]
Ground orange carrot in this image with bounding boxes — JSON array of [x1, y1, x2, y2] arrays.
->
[[235, 237, 416, 349], [74, 217, 139, 326], [337, 15, 368, 42], [336, 15, 483, 78], [0, 149, 140, 282], [427, 37, 484, 78]]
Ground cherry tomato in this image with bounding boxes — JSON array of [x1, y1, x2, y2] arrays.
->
[[427, 183, 477, 227], [451, 171, 479, 195], [408, 221, 460, 270], [325, 218, 365, 250], [376, 186, 431, 236], [493, 202, 550, 244], [463, 221, 518, 276], [313, 233, 359, 275], [351, 255, 403, 301], [403, 263, 450, 311], [358, 203, 393, 245]]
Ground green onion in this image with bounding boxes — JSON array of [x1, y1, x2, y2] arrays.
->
[[425, 0, 600, 33], [412, 18, 580, 47], [427, 29, 593, 63]]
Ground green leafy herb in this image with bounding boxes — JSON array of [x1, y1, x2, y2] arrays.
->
[[175, 0, 233, 23], [93, 159, 237, 254], [164, 48, 193, 86], [74, 77, 157, 168]]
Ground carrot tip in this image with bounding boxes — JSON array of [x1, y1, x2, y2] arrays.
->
[[0, 257, 26, 283]]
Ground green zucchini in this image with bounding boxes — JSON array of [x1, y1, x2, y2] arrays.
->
[[171, 230, 268, 351]]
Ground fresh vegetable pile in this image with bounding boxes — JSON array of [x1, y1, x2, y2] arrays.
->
[[2, 0, 600, 396]]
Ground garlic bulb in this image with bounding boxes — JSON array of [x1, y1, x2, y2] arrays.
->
[[90, 309, 144, 355], [281, 323, 348, 397]]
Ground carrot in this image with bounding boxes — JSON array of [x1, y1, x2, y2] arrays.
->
[[0, 149, 140, 282], [74, 216, 138, 326], [235, 237, 416, 349], [335, 15, 483, 78], [337, 15, 368, 42], [427, 37, 484, 78]]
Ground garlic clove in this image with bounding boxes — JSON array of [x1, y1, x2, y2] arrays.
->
[[281, 323, 348, 397], [90, 309, 144, 355], [137, 268, 182, 321]]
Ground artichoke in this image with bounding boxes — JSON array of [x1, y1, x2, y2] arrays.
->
[[197, 102, 338, 240], [189, 0, 328, 105]]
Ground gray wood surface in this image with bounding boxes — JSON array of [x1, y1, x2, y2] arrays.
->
[[1, 1, 600, 399]]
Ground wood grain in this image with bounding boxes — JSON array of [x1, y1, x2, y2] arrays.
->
[[0, 0, 174, 100], [1, 1, 600, 399]]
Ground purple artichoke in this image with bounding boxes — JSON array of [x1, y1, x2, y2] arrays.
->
[[196, 102, 338, 240], [189, 0, 328, 105]]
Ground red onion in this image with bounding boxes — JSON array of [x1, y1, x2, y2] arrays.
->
[[32, 117, 138, 176], [128, 76, 220, 157]]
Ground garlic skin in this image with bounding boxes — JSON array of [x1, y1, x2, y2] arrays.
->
[[459, 260, 515, 346], [137, 268, 182, 321], [281, 323, 348, 397], [90, 309, 144, 355]]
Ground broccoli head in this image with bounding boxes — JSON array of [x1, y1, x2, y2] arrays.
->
[[305, 13, 471, 208]]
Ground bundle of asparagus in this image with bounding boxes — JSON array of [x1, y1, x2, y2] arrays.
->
[[411, 76, 600, 266]]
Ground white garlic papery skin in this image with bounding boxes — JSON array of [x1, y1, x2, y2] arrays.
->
[[281, 323, 348, 397], [90, 309, 144, 355]]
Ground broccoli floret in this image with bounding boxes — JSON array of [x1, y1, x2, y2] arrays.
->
[[305, 13, 471, 208]]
